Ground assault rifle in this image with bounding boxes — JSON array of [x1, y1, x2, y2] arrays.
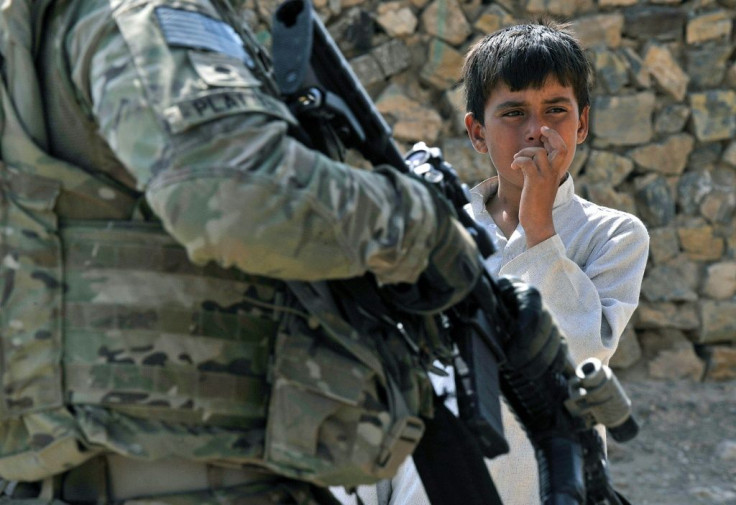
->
[[271, 2, 637, 504]]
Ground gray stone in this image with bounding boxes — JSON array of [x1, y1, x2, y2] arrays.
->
[[643, 43, 689, 101], [700, 188, 736, 225], [723, 141, 736, 167], [441, 136, 492, 184], [711, 168, 736, 195], [569, 143, 589, 179], [591, 92, 655, 146], [350, 53, 385, 88], [491, 0, 517, 12], [688, 89, 736, 142], [420, 38, 465, 91], [421, 0, 472, 46], [727, 221, 736, 259], [569, 13, 624, 48], [443, 85, 466, 135], [582, 150, 634, 186], [582, 183, 638, 215], [654, 104, 690, 134], [686, 43, 732, 89], [328, 8, 375, 56], [376, 85, 444, 144], [473, 4, 514, 34], [620, 46, 651, 89], [634, 174, 676, 227], [648, 347, 705, 380], [715, 439, 736, 460], [698, 300, 736, 343], [635, 302, 700, 330], [376, 2, 418, 38], [702, 262, 736, 300], [638, 329, 705, 380], [638, 328, 692, 358], [641, 254, 699, 303], [254, 0, 284, 22], [525, 0, 578, 17], [610, 325, 642, 369], [590, 47, 630, 94], [623, 6, 686, 41], [707, 346, 736, 381], [686, 10, 732, 44], [677, 221, 725, 261], [690, 143, 724, 167], [677, 170, 713, 215], [648, 227, 680, 265], [628, 133, 694, 176], [598, 0, 637, 5], [728, 61, 736, 88], [372, 39, 412, 78]]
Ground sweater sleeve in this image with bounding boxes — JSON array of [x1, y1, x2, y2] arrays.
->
[[499, 217, 649, 365]]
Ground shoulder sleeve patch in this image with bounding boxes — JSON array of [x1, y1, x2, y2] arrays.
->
[[154, 6, 255, 68]]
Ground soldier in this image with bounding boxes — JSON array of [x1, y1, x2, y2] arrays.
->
[[0, 0, 483, 503]]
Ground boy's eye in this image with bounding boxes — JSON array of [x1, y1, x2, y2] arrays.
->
[[548, 107, 567, 114], [502, 110, 523, 117]]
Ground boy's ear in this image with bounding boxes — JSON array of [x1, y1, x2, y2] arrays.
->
[[577, 105, 590, 144], [464, 112, 488, 153]]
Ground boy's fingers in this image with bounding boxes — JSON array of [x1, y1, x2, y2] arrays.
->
[[511, 154, 544, 175], [513, 147, 547, 162], [540, 126, 567, 162]]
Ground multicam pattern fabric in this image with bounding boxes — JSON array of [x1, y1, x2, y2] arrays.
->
[[0, 0, 447, 493], [72, 0, 440, 286]]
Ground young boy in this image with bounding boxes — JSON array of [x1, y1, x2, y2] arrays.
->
[[333, 20, 650, 505], [456, 19, 649, 505]]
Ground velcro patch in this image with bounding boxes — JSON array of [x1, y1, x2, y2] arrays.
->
[[163, 88, 295, 133], [155, 6, 254, 68]]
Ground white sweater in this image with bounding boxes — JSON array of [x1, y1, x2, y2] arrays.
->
[[332, 174, 650, 505]]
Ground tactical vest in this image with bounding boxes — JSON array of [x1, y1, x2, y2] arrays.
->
[[0, 0, 429, 487]]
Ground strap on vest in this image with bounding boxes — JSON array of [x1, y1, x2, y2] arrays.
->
[[412, 394, 503, 505]]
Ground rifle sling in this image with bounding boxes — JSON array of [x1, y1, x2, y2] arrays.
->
[[413, 395, 503, 505]]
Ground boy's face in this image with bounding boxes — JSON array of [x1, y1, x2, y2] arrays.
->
[[465, 77, 589, 189]]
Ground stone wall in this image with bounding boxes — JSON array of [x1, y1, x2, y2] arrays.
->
[[245, 0, 736, 381]]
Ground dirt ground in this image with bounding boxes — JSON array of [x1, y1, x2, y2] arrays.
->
[[606, 378, 736, 505]]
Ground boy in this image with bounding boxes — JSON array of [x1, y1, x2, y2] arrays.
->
[[456, 19, 649, 505], [335, 20, 649, 505]]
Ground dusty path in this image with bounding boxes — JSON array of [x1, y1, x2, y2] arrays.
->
[[608, 379, 736, 505]]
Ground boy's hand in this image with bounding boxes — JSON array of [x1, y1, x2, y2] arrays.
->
[[510, 125, 569, 248]]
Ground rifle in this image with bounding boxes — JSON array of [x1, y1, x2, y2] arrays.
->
[[271, 2, 637, 504]]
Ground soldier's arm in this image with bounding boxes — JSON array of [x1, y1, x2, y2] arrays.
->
[[63, 0, 440, 285]]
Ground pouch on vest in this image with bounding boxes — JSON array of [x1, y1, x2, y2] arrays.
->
[[263, 281, 427, 487]]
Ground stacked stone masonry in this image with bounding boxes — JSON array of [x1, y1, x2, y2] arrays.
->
[[243, 0, 736, 381]]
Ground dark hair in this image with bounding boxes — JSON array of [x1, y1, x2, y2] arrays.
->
[[462, 20, 593, 124]]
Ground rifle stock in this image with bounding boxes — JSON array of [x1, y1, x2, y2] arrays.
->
[[271, 0, 405, 169]]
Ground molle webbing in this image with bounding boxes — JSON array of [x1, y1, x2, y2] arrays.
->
[[60, 221, 282, 428]]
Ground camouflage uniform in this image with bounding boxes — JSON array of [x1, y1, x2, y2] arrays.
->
[[0, 0, 479, 503]]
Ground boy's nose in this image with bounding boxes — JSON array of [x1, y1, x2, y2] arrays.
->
[[526, 118, 546, 143]]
